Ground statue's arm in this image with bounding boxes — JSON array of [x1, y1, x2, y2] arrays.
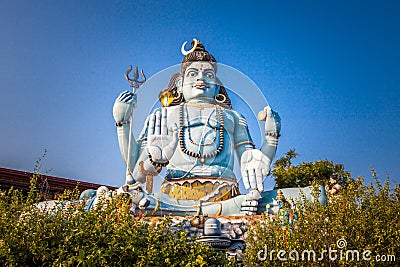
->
[[113, 91, 157, 184], [113, 91, 140, 168], [115, 121, 140, 175], [232, 113, 256, 159], [234, 108, 280, 193], [233, 113, 266, 192]]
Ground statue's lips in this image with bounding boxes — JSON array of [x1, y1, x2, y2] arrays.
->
[[194, 82, 208, 89]]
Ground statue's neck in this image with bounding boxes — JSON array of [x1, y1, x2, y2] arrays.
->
[[186, 98, 215, 104]]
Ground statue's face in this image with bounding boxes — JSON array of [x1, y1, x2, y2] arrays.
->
[[181, 62, 218, 102]]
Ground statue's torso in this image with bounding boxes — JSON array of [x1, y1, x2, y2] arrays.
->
[[162, 104, 236, 180]]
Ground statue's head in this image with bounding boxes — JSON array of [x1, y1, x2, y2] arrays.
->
[[161, 39, 232, 108]]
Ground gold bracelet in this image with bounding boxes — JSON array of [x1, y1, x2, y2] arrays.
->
[[234, 141, 256, 148]]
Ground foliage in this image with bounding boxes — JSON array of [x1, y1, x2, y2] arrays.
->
[[272, 149, 351, 189], [245, 172, 400, 266], [0, 187, 233, 266]]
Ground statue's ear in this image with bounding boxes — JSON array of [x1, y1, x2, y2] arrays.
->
[[175, 76, 183, 91]]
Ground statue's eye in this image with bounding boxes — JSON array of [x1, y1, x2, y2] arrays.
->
[[187, 71, 197, 77], [206, 72, 215, 79]]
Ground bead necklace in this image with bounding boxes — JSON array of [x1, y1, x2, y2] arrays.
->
[[188, 125, 217, 146], [179, 103, 225, 164]]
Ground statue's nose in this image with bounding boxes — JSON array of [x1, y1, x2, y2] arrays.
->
[[197, 72, 206, 81]]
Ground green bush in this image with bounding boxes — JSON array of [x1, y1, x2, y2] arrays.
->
[[245, 174, 400, 266], [272, 149, 351, 189], [0, 187, 233, 266]]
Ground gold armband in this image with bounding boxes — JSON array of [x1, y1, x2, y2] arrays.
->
[[234, 141, 256, 148]]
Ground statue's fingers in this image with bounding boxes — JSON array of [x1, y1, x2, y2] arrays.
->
[[242, 200, 258, 207], [249, 170, 257, 190], [241, 210, 257, 215], [161, 108, 168, 136], [265, 106, 272, 116], [148, 113, 155, 135], [242, 170, 250, 190], [168, 123, 179, 137], [122, 94, 133, 103], [120, 91, 133, 102], [155, 110, 161, 135], [241, 206, 258, 212], [117, 91, 129, 101], [167, 130, 179, 149], [256, 169, 264, 192]]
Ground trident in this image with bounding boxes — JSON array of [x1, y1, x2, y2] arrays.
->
[[124, 65, 146, 93]]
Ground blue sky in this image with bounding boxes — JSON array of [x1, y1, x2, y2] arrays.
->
[[1, 0, 399, 188]]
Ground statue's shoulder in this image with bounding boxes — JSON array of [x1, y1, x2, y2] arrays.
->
[[223, 108, 246, 120]]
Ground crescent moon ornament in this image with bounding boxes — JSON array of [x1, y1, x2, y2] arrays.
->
[[181, 38, 199, 55]]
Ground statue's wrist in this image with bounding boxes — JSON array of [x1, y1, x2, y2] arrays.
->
[[139, 160, 161, 176], [115, 120, 130, 127], [148, 153, 169, 168], [265, 132, 281, 138]]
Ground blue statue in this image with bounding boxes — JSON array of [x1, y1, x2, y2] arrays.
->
[[79, 39, 326, 216]]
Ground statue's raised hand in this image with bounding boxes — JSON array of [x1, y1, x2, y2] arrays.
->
[[147, 108, 178, 164], [264, 106, 281, 135], [113, 91, 137, 123]]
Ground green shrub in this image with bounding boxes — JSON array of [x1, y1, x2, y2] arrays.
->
[[0, 187, 233, 266], [272, 149, 351, 189], [245, 174, 400, 266]]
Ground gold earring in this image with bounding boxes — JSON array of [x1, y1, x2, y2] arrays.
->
[[214, 93, 226, 103], [174, 91, 182, 100]]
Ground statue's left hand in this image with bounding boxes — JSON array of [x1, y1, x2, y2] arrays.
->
[[113, 91, 137, 123], [240, 149, 271, 192], [264, 106, 281, 134], [241, 190, 261, 215], [147, 108, 178, 164]]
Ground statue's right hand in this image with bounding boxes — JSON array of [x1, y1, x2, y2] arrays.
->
[[147, 108, 178, 164], [113, 91, 137, 123]]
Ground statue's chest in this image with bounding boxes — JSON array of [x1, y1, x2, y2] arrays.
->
[[180, 107, 221, 148], [184, 108, 218, 128]]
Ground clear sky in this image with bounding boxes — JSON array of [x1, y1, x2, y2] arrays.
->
[[1, 0, 399, 188]]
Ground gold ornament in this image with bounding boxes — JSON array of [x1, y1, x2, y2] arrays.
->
[[159, 89, 174, 107], [214, 93, 226, 103]]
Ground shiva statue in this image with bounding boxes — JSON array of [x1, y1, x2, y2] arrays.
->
[[111, 39, 282, 215], [74, 39, 326, 216]]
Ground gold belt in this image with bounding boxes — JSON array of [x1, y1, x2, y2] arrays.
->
[[160, 177, 240, 202]]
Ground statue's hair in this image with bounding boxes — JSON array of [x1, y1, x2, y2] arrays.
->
[[181, 40, 217, 73], [160, 40, 232, 108]]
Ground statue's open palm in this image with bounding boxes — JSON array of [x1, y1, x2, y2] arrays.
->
[[147, 108, 178, 163]]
